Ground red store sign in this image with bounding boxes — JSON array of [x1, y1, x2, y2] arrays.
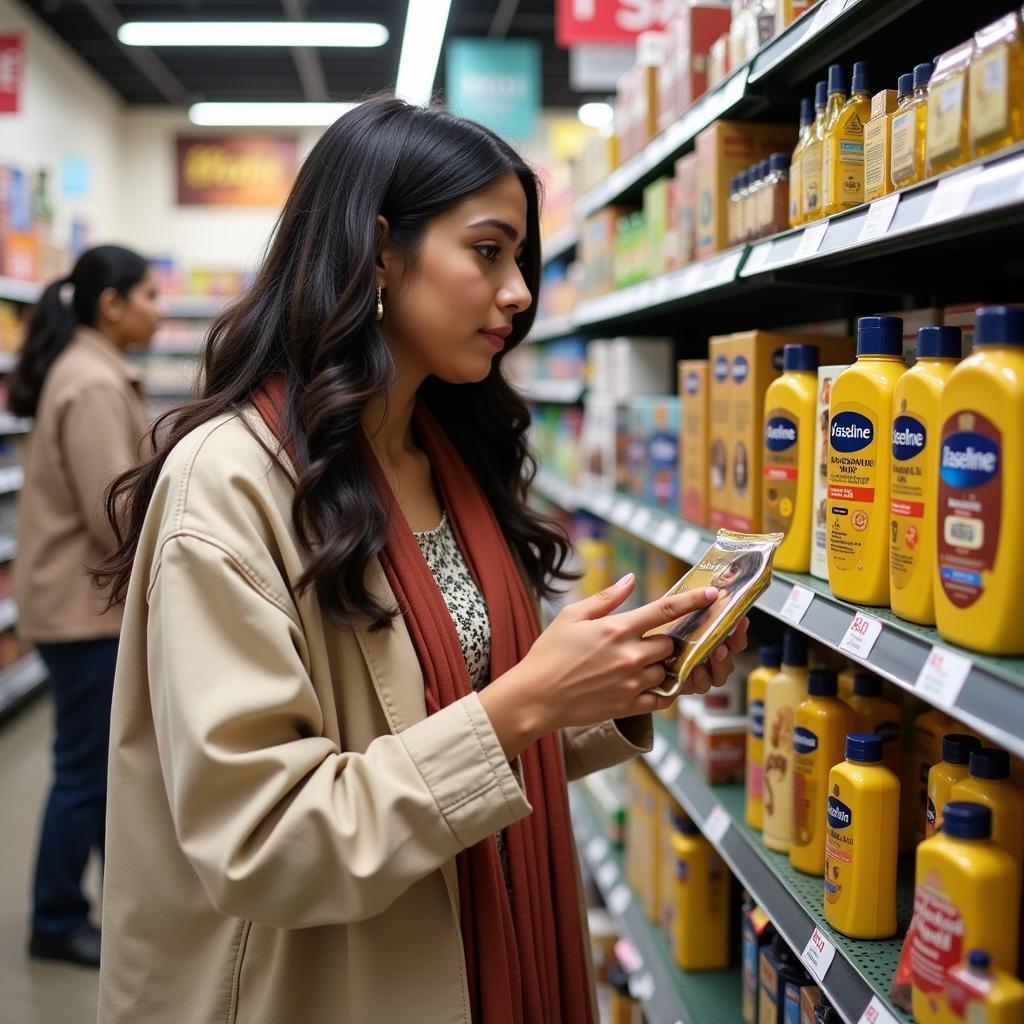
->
[[0, 35, 23, 115], [556, 0, 673, 46]]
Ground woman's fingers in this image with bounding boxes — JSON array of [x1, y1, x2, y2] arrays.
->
[[726, 616, 750, 652], [624, 586, 720, 635]]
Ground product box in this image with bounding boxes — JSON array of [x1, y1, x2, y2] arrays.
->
[[799, 984, 824, 1024], [646, 395, 681, 508], [617, 34, 662, 162], [672, 154, 698, 268], [609, 337, 676, 399], [1, 230, 39, 281], [865, 89, 898, 202], [708, 34, 730, 91], [943, 302, 981, 355], [742, 902, 774, 1024], [579, 396, 618, 493], [643, 176, 673, 278], [692, 710, 746, 783], [659, 4, 734, 132], [881, 306, 943, 361], [580, 205, 636, 298], [679, 359, 710, 525], [627, 398, 650, 498], [810, 365, 850, 579]]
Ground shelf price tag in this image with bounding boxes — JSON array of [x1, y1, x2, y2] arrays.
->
[[612, 498, 633, 526], [794, 220, 828, 260], [801, 926, 838, 982], [857, 193, 900, 243], [923, 167, 982, 225], [914, 645, 972, 710], [655, 518, 678, 549], [597, 861, 619, 890], [607, 883, 631, 915], [857, 995, 900, 1024], [743, 242, 773, 276], [591, 492, 613, 518], [631, 507, 653, 534], [661, 751, 684, 785], [810, 0, 848, 35], [838, 612, 883, 659], [628, 972, 655, 1002], [704, 804, 731, 845], [585, 836, 609, 866], [780, 584, 815, 623]]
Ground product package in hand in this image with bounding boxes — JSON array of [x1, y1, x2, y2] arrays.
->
[[646, 529, 784, 697]]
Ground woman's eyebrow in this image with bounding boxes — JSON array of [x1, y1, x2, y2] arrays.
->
[[467, 218, 521, 242]]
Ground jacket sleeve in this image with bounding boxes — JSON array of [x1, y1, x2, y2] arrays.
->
[[560, 715, 653, 782], [147, 531, 532, 930]]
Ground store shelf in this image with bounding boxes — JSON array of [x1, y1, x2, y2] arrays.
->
[[0, 651, 47, 720], [0, 464, 24, 494], [0, 595, 18, 632], [532, 471, 1024, 759], [0, 534, 17, 563], [0, 276, 41, 305], [542, 224, 578, 265], [641, 716, 912, 1024], [519, 378, 585, 404], [528, 313, 576, 344], [163, 296, 228, 319], [571, 783, 743, 1024], [0, 415, 30, 436]]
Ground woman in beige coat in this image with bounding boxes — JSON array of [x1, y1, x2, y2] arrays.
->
[[97, 99, 748, 1022]]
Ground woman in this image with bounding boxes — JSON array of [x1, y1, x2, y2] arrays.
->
[[96, 99, 747, 1023], [10, 245, 161, 967]]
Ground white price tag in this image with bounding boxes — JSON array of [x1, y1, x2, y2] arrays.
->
[[585, 836, 609, 866], [597, 860, 619, 890], [631, 507, 652, 534], [612, 498, 633, 525], [655, 518, 678, 549], [857, 995, 901, 1024], [838, 612, 883, 659], [810, 0, 847, 34], [661, 751, 684, 785], [801, 926, 838, 982], [744, 242, 773, 276], [591, 492, 613, 517], [704, 804, 731, 845], [650, 732, 668, 765], [923, 168, 981, 225], [857, 193, 900, 243], [780, 584, 815, 623], [794, 220, 828, 260], [915, 645, 972, 710], [629, 972, 656, 1002], [607, 883, 631, 915]]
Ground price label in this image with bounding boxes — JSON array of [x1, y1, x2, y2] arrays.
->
[[810, 0, 848, 34], [585, 836, 609, 866], [743, 242, 773, 276], [794, 220, 828, 260], [915, 645, 972, 710], [857, 193, 900, 243], [661, 751, 684, 785], [597, 861, 619, 890], [838, 612, 883, 659], [591, 492, 613, 517], [704, 804, 731, 845], [655, 518, 678, 549], [607, 883, 631, 915], [631, 507, 653, 534], [923, 168, 982, 225], [858, 995, 900, 1024], [629, 972, 656, 1002], [780, 584, 815, 623], [801, 926, 838, 982], [612, 498, 633, 526]]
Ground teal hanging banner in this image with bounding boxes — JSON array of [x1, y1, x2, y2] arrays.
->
[[446, 39, 541, 141]]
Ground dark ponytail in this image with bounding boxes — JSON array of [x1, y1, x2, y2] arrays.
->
[[8, 244, 149, 418]]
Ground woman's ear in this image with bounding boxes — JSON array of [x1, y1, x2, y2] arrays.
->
[[376, 215, 390, 275], [96, 286, 124, 325]]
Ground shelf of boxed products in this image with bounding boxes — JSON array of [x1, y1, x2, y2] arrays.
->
[[0, 276, 41, 306], [570, 782, 744, 1024], [528, 313, 576, 345], [518, 378, 586, 405], [642, 716, 913, 1024], [162, 296, 228, 319], [0, 651, 47, 720], [532, 471, 1024, 760], [0, 464, 23, 495], [541, 224, 579, 267]]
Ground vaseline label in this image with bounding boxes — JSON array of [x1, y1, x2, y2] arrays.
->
[[750, 699, 765, 739], [733, 356, 750, 384], [891, 412, 929, 591], [793, 727, 818, 754], [764, 410, 799, 535], [827, 796, 852, 829], [825, 790, 853, 906], [793, 728, 822, 847], [686, 371, 701, 395], [714, 355, 730, 382], [828, 403, 879, 573]]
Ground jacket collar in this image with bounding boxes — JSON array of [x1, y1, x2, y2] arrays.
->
[[73, 326, 145, 387]]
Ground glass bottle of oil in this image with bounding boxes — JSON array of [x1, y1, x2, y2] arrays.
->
[[823, 61, 871, 216], [891, 63, 932, 189], [820, 64, 848, 218], [802, 80, 828, 223], [969, 10, 1024, 159], [927, 40, 973, 176], [789, 97, 813, 228]]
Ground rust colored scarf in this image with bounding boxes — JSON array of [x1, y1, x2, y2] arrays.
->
[[253, 376, 593, 1024]]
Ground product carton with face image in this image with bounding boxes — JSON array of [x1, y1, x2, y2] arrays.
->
[[679, 359, 710, 525]]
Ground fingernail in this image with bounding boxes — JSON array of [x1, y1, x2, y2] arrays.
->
[[704, 586, 719, 601], [715, 646, 728, 662], [615, 572, 635, 588]]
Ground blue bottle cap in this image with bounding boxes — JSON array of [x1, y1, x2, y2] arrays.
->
[[674, 815, 702, 836], [731, 174, 739, 193], [917, 325, 961, 358], [852, 61, 869, 94], [760, 643, 783, 669], [968, 950, 991, 971], [845, 732, 884, 762], [897, 73, 914, 100], [969, 747, 1010, 780], [815, 80, 828, 108], [975, 305, 1024, 346], [808, 668, 838, 696], [783, 343, 819, 372], [800, 97, 813, 127], [857, 315, 903, 356], [770, 152, 790, 172], [783, 629, 807, 667], [827, 63, 847, 95], [759, 158, 770, 178], [942, 801, 992, 840], [853, 672, 882, 697], [941, 733, 982, 766], [913, 62, 934, 90]]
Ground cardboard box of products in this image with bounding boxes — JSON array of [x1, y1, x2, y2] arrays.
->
[[671, 154, 698, 268], [580, 205, 636, 298], [643, 176, 673, 278], [609, 337, 676, 399], [708, 34, 730, 91], [692, 710, 746, 784], [881, 307, 943, 361], [579, 396, 618, 493], [677, 3, 734, 114], [646, 396, 681, 509], [679, 359, 710, 525]]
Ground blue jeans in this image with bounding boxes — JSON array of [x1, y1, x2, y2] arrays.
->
[[31, 638, 118, 937]]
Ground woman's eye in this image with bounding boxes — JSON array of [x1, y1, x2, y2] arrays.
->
[[475, 245, 501, 262]]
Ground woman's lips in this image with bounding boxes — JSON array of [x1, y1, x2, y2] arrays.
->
[[480, 331, 506, 350]]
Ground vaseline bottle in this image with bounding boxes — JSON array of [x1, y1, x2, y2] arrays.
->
[[823, 62, 871, 216], [935, 306, 1024, 655], [946, 950, 1024, 1024], [763, 630, 809, 853], [969, 11, 1024, 159], [763, 343, 819, 571], [824, 733, 899, 938], [791, 668, 855, 876], [827, 315, 907, 605], [926, 732, 982, 836], [843, 673, 901, 776], [669, 816, 731, 969], [891, 63, 932, 189], [864, 88, 898, 202], [890, 325, 962, 625], [789, 98, 813, 228], [926, 40, 973, 176], [802, 81, 828, 223], [911, 803, 1021, 1024], [747, 643, 784, 831], [913, 707, 958, 842]]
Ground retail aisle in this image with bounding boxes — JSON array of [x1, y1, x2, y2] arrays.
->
[[0, 695, 99, 1023]]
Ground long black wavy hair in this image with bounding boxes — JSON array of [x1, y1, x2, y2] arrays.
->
[[98, 97, 573, 629]]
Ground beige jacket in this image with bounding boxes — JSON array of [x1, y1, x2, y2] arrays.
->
[[99, 410, 651, 1024], [14, 327, 149, 642]]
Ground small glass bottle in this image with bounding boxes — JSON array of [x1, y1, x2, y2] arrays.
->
[[969, 10, 1024, 158], [744, 163, 765, 242], [891, 64, 931, 189], [926, 40, 973, 176], [763, 152, 791, 235], [735, 170, 752, 244], [728, 174, 742, 245], [789, 97, 813, 227]]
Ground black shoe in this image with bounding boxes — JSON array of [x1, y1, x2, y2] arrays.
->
[[29, 924, 101, 967]]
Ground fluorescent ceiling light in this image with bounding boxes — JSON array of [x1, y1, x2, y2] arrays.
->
[[189, 102, 359, 126], [395, 0, 453, 106], [118, 21, 388, 48], [578, 102, 613, 129]]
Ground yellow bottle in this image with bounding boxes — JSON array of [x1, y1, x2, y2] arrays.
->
[[891, 63, 932, 189], [747, 643, 783, 831], [791, 669, 855, 876], [802, 81, 828, 223], [838, 664, 858, 702], [577, 537, 615, 596], [926, 732, 982, 836], [926, 40, 973, 176], [935, 306, 1024, 654], [789, 98, 813, 228], [763, 344, 819, 571], [824, 733, 899, 938], [823, 62, 871, 216], [669, 817, 731, 969], [947, 950, 1024, 1024], [969, 10, 1024, 159], [827, 316, 907, 605], [914, 708, 959, 842], [864, 88, 898, 202], [890, 326, 962, 625], [911, 802, 1021, 1024], [843, 673, 902, 777], [763, 631, 809, 853]]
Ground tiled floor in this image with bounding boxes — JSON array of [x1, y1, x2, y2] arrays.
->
[[0, 694, 99, 1022]]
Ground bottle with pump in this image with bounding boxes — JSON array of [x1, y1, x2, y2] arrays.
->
[[669, 816, 731, 970], [802, 81, 828, 222], [946, 950, 1024, 1024], [926, 733, 982, 836], [827, 315, 907, 605], [969, 10, 1024, 159], [843, 673, 901, 776], [890, 325, 962, 625], [791, 668, 855, 876], [762, 630, 810, 853], [823, 62, 871, 216], [926, 41, 973, 176], [891, 62, 932, 189], [789, 98, 813, 228], [935, 306, 1024, 655], [747, 643, 784, 831], [824, 733, 899, 938], [763, 343, 819, 571]]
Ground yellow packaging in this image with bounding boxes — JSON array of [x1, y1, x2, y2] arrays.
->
[[826, 316, 907, 605], [625, 759, 657, 917], [946, 953, 1024, 1024], [669, 819, 731, 969], [577, 538, 616, 597], [747, 644, 783, 831], [822, 65, 870, 217], [969, 11, 1024, 159], [789, 99, 813, 227], [660, 797, 685, 937], [891, 65, 931, 189], [842, 674, 902, 777], [679, 360, 710, 526], [926, 733, 982, 837], [914, 708, 959, 842], [824, 733, 900, 938], [889, 329, 961, 625], [802, 81, 828, 222], [810, 365, 849, 580], [911, 802, 1021, 1023], [926, 41, 973, 176], [935, 307, 1024, 655], [791, 669, 855, 876], [864, 89, 897, 201]]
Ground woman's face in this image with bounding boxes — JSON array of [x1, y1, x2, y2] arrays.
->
[[715, 561, 742, 589], [379, 172, 533, 385], [101, 269, 164, 349]]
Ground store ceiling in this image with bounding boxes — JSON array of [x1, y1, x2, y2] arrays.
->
[[28, 0, 580, 109]]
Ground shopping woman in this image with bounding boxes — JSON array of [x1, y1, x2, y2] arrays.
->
[[10, 245, 161, 967], [96, 98, 748, 1023]]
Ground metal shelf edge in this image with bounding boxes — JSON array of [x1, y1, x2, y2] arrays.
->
[[0, 652, 47, 718]]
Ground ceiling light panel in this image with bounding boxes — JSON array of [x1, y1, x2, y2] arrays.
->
[[118, 22, 389, 48]]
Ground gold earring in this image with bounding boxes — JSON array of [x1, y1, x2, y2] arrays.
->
[[375, 286, 384, 322]]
